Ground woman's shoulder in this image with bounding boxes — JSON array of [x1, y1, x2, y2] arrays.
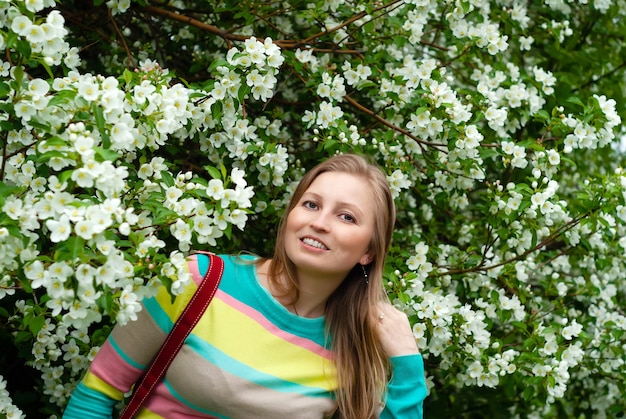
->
[[188, 252, 259, 285]]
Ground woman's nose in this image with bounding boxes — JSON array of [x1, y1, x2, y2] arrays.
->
[[310, 212, 331, 231]]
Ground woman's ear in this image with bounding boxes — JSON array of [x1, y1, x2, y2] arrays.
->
[[360, 253, 374, 265]]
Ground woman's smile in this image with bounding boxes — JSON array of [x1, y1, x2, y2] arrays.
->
[[301, 236, 329, 251], [285, 171, 375, 281]]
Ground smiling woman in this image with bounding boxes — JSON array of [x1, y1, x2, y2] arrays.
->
[[63, 154, 427, 419], [265, 154, 426, 417], [283, 171, 376, 288]]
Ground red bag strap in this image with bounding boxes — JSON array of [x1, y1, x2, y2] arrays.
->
[[120, 253, 224, 419]]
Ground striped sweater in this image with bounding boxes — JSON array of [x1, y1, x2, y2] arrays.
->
[[63, 254, 427, 418]]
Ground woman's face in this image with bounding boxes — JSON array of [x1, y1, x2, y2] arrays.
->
[[284, 171, 375, 282]]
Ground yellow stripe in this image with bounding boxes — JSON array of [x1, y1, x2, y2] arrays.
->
[[83, 371, 124, 400], [153, 274, 199, 322], [194, 298, 337, 391], [137, 407, 165, 418]]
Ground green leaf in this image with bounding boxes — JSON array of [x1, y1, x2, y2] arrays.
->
[[511, 321, 529, 333], [0, 182, 20, 198], [323, 139, 337, 150], [160, 170, 175, 187], [48, 89, 77, 107], [91, 325, 113, 346], [223, 223, 232, 240], [0, 81, 10, 99], [96, 291, 113, 314], [27, 118, 51, 131], [208, 59, 229, 73], [94, 146, 120, 162], [154, 277, 171, 302], [93, 105, 111, 149], [27, 314, 46, 335], [356, 80, 377, 91], [205, 165, 221, 180], [35, 150, 66, 163], [19, 276, 33, 294], [55, 236, 86, 261], [14, 330, 32, 344], [211, 101, 223, 120], [238, 84, 251, 103], [460, 0, 472, 13], [13, 64, 24, 86], [76, 110, 92, 121], [566, 96, 585, 108], [0, 119, 13, 132], [522, 337, 537, 350], [15, 39, 32, 59], [522, 384, 536, 401], [5, 31, 18, 49], [533, 110, 550, 123], [122, 68, 134, 86], [479, 147, 499, 159]]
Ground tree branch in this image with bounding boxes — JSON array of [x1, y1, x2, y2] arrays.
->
[[141, 5, 247, 47], [108, 7, 136, 68], [433, 210, 590, 278], [343, 94, 448, 151], [141, 1, 404, 53]]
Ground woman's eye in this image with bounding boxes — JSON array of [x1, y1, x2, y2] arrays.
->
[[340, 213, 356, 223], [303, 201, 318, 210]]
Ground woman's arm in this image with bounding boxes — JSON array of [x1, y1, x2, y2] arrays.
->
[[381, 354, 427, 419], [62, 320, 147, 418], [62, 290, 176, 418], [375, 303, 428, 418], [62, 375, 122, 418], [63, 255, 206, 418]]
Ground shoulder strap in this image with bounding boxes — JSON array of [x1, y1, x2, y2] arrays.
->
[[120, 253, 224, 419]]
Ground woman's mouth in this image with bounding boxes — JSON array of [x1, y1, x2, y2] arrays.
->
[[301, 237, 329, 250]]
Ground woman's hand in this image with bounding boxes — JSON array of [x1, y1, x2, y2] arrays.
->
[[374, 302, 420, 358]]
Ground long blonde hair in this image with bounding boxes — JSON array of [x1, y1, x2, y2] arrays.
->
[[268, 154, 396, 418]]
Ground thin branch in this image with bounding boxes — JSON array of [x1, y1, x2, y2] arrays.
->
[[433, 210, 590, 278], [308, 48, 363, 55], [335, 0, 404, 52], [141, 1, 404, 52], [142, 6, 254, 44], [108, 7, 136, 68], [0, 134, 7, 181], [343, 94, 448, 150], [577, 60, 626, 91], [298, 0, 403, 46], [252, 6, 298, 39], [60, 8, 130, 61]]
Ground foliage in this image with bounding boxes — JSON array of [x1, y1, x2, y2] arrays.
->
[[1, 0, 626, 417]]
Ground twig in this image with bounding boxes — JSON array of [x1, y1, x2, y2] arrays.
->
[[433, 210, 590, 277], [343, 94, 448, 151], [141, 1, 404, 53], [108, 8, 136, 68]]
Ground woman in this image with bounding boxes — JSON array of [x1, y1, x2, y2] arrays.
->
[[63, 154, 427, 418]]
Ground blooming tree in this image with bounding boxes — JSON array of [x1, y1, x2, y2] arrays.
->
[[1, 0, 626, 417]]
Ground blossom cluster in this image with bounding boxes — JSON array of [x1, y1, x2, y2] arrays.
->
[[1, 0, 626, 417], [0, 375, 24, 419], [3, 2, 79, 68], [0, 3, 292, 410]]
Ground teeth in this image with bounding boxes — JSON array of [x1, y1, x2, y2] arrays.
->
[[302, 237, 328, 250]]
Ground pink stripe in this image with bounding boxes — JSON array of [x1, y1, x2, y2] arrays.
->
[[216, 290, 333, 360], [90, 340, 144, 392], [187, 254, 203, 286], [143, 381, 219, 418]]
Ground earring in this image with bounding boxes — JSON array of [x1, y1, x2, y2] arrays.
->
[[361, 264, 369, 285]]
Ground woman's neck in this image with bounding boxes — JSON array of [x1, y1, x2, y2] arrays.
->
[[257, 259, 340, 318]]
